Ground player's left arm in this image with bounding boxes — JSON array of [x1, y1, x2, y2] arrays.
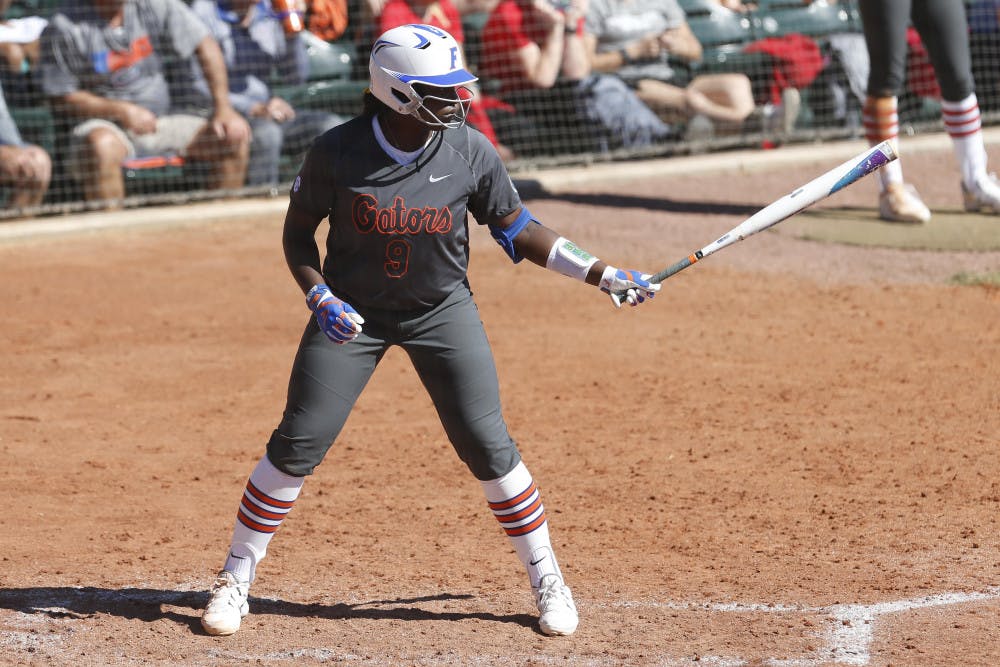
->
[[492, 207, 661, 308]]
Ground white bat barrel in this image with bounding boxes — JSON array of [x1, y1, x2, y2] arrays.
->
[[699, 141, 898, 258]]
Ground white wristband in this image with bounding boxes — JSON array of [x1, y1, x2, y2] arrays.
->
[[545, 236, 599, 282]]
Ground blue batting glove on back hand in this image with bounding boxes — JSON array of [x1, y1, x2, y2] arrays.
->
[[305, 284, 365, 344], [599, 266, 661, 308]]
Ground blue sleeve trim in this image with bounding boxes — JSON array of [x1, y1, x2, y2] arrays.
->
[[489, 207, 533, 263]]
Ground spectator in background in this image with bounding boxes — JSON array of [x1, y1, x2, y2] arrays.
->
[[188, 0, 346, 187], [0, 0, 45, 74], [860, 0, 1000, 222], [481, 0, 670, 155], [968, 0, 1000, 112], [0, 78, 50, 209], [452, 0, 500, 11], [480, 0, 590, 99], [0, 0, 47, 107], [306, 0, 349, 41], [584, 0, 755, 140], [38, 0, 250, 204], [377, 0, 514, 160]]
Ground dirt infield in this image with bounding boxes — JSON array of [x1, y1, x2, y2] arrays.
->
[[1, 137, 998, 666]]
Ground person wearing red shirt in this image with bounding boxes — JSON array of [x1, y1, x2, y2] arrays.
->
[[480, 0, 669, 155], [378, 0, 514, 160]]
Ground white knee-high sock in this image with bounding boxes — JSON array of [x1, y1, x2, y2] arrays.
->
[[481, 461, 563, 588], [864, 95, 904, 190], [942, 93, 988, 187], [222, 455, 304, 583]]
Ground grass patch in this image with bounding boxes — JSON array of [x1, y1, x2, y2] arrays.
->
[[949, 271, 1000, 287]]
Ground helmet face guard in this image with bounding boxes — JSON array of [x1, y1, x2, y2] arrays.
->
[[408, 83, 474, 129], [369, 24, 478, 129]]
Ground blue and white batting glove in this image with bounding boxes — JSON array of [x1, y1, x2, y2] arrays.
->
[[599, 266, 661, 308], [306, 284, 365, 344]]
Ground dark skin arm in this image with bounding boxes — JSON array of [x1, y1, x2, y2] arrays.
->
[[283, 201, 327, 294], [501, 207, 609, 286]]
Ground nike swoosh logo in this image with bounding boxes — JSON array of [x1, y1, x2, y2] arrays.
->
[[429, 174, 452, 183], [529, 557, 547, 566]]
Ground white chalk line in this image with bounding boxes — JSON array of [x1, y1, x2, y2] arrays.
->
[[1, 587, 997, 666], [605, 588, 1000, 666]]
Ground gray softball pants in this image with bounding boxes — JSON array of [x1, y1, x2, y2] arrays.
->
[[860, 0, 974, 101], [265, 282, 522, 481]]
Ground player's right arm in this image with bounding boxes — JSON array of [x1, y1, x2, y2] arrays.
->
[[282, 201, 326, 295], [283, 201, 364, 343]]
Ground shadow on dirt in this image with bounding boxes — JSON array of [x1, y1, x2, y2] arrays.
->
[[514, 181, 762, 217], [0, 587, 537, 631]]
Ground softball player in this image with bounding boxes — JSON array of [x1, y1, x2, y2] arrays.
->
[[201, 23, 660, 638], [860, 0, 1000, 222]]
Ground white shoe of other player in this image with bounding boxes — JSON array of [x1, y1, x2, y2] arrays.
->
[[201, 571, 249, 636], [879, 182, 931, 223], [962, 172, 1000, 213], [535, 573, 578, 636]]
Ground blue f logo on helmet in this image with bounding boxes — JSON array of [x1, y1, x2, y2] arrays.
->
[[369, 24, 477, 129]]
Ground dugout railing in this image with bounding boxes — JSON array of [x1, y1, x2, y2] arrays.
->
[[1, 0, 998, 219]]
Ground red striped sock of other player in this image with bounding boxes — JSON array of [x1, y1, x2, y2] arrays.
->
[[943, 93, 987, 187], [223, 455, 304, 583], [864, 95, 930, 222], [942, 93, 1000, 212], [863, 95, 903, 189]]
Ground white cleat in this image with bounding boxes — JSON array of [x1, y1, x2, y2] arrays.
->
[[535, 574, 578, 636], [879, 182, 931, 223], [201, 571, 249, 636], [962, 172, 1000, 213]]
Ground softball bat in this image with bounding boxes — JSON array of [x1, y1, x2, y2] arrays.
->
[[649, 141, 898, 283]]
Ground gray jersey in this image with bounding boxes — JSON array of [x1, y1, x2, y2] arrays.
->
[[585, 0, 686, 82], [291, 116, 521, 311], [39, 0, 208, 116]]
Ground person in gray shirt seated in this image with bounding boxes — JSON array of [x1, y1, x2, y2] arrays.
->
[[187, 0, 346, 187], [0, 79, 50, 210], [38, 0, 251, 204], [584, 0, 755, 138]]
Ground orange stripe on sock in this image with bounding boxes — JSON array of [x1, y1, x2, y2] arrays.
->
[[245, 480, 296, 509], [241, 495, 288, 521], [237, 510, 280, 534], [863, 97, 898, 143], [505, 513, 547, 537], [488, 482, 537, 511], [495, 498, 543, 524]]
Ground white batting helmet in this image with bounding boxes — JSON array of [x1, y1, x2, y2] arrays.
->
[[368, 24, 476, 129]]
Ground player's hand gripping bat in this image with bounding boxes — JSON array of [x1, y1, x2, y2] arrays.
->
[[648, 141, 898, 283]]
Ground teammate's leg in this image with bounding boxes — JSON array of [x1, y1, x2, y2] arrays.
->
[[403, 285, 579, 636], [202, 319, 386, 636], [859, 0, 931, 222], [912, 0, 1000, 212]]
